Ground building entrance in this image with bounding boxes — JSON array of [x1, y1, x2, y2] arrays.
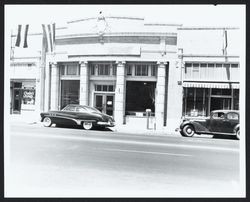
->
[[94, 94, 114, 116], [13, 89, 22, 113]]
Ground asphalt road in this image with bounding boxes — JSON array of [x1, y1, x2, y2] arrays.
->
[[5, 122, 243, 197]]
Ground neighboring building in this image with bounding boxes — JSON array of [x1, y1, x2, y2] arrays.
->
[[177, 27, 240, 118], [9, 33, 42, 116], [9, 14, 241, 132]]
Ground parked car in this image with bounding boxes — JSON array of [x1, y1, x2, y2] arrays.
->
[[40, 104, 115, 130], [179, 110, 240, 139]]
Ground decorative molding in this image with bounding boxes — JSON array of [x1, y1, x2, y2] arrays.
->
[[116, 61, 126, 65], [157, 61, 169, 66], [50, 62, 57, 66], [79, 61, 88, 65]]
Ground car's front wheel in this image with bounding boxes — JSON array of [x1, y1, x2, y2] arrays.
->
[[181, 125, 195, 137], [43, 117, 52, 127], [236, 129, 240, 140], [82, 122, 93, 130]]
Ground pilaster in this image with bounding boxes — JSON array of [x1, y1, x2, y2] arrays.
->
[[79, 61, 89, 106], [50, 62, 59, 110], [155, 61, 167, 129], [114, 61, 126, 125]]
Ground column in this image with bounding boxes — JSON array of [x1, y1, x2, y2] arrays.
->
[[34, 61, 41, 121], [166, 60, 183, 131], [50, 62, 59, 110], [155, 61, 167, 129], [114, 61, 125, 125], [79, 61, 89, 105]]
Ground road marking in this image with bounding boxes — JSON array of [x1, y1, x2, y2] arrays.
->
[[11, 132, 239, 153], [102, 148, 192, 157]]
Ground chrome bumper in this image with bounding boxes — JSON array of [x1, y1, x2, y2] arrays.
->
[[97, 121, 115, 127]]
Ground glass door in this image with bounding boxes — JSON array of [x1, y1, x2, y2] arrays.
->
[[13, 89, 22, 113], [94, 94, 114, 116]]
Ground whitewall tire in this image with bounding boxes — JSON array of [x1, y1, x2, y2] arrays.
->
[[82, 122, 93, 130], [43, 117, 52, 127]]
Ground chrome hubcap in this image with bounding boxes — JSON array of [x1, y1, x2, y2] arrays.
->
[[43, 117, 51, 127], [187, 128, 192, 134], [83, 122, 92, 130]]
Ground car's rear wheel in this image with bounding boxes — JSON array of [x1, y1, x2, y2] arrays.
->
[[236, 129, 240, 140], [43, 117, 52, 127], [181, 125, 195, 137], [82, 122, 93, 130]]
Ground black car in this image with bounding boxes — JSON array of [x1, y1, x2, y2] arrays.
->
[[40, 104, 115, 130], [179, 110, 240, 139]]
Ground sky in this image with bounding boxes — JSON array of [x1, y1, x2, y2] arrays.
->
[[5, 4, 245, 33]]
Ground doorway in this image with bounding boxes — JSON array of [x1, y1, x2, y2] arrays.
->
[[13, 89, 22, 113], [94, 94, 114, 116]]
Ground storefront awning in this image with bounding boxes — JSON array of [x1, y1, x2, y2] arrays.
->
[[183, 82, 240, 89]]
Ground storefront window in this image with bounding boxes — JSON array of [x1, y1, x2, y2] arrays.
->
[[233, 89, 239, 110], [61, 80, 79, 109], [184, 87, 240, 117], [184, 88, 208, 117], [22, 89, 35, 105], [125, 81, 156, 115]]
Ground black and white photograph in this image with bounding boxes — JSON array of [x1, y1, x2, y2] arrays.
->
[[4, 4, 246, 198]]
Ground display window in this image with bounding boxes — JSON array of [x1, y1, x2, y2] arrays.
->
[[22, 88, 35, 105], [183, 88, 239, 117]]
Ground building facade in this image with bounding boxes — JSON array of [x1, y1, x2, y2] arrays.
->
[[9, 15, 241, 132]]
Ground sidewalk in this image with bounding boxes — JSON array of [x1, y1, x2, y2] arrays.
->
[[112, 124, 180, 136], [8, 114, 180, 136]]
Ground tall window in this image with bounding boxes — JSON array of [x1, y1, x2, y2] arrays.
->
[[60, 63, 79, 76], [89, 63, 116, 76], [135, 64, 148, 76]]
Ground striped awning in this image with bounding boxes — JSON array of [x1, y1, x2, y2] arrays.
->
[[183, 82, 240, 89]]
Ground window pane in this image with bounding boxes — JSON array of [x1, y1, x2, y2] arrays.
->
[[103, 85, 108, 91], [108, 85, 114, 92], [127, 65, 132, 76], [112, 66, 116, 75], [90, 65, 95, 75], [60, 65, 65, 75], [67, 64, 78, 75], [96, 85, 102, 91]]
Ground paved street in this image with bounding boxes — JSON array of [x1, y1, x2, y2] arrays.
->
[[5, 122, 242, 197]]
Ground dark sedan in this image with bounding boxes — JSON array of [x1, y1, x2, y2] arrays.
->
[[179, 110, 240, 139], [40, 104, 115, 130]]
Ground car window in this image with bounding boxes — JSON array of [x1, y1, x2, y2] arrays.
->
[[212, 112, 225, 119], [76, 107, 87, 112], [227, 112, 239, 120], [62, 106, 76, 112], [85, 106, 99, 113]]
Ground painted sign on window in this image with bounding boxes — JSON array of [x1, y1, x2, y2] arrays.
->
[[23, 89, 35, 105]]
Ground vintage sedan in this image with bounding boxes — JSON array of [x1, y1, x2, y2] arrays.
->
[[179, 110, 240, 139], [40, 104, 115, 130]]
